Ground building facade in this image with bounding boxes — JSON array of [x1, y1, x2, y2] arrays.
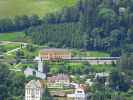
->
[[24, 57, 46, 79], [39, 48, 71, 60], [24, 67, 46, 79], [47, 74, 70, 89], [25, 80, 43, 100]]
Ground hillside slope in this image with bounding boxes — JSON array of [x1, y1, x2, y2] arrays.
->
[[0, 0, 77, 18]]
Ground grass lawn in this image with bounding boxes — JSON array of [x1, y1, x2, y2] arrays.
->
[[0, 0, 77, 19], [16, 63, 35, 70], [72, 50, 110, 57], [0, 32, 25, 41], [92, 64, 116, 72], [2, 44, 20, 51], [86, 51, 110, 57], [67, 62, 84, 67], [22, 47, 39, 58]]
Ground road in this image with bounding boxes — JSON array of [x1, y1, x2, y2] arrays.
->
[[0, 41, 27, 56], [5, 47, 21, 55], [0, 41, 27, 45], [9, 63, 22, 72], [0, 41, 120, 65], [72, 59, 119, 65], [33, 56, 120, 65]]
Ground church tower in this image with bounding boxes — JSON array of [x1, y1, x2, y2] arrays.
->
[[37, 57, 48, 80], [38, 57, 44, 73]]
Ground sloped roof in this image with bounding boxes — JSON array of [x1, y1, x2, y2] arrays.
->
[[25, 80, 43, 88], [40, 48, 70, 52], [48, 74, 69, 83]]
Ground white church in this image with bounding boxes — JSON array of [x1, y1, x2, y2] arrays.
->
[[24, 57, 46, 79]]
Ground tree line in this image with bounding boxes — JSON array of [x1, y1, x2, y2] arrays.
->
[[0, 0, 133, 55], [25, 0, 133, 56], [0, 15, 41, 33]]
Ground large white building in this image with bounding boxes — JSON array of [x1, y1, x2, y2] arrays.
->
[[25, 80, 43, 100], [39, 48, 71, 60], [24, 67, 46, 79]]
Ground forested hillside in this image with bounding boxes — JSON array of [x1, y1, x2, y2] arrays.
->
[[26, 0, 133, 56], [0, 0, 133, 55], [0, 0, 77, 32]]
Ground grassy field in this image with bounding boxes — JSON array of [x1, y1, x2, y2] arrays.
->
[[86, 51, 110, 57], [0, 32, 25, 41], [0, 0, 77, 18], [72, 50, 110, 57], [2, 44, 20, 51], [92, 64, 116, 72]]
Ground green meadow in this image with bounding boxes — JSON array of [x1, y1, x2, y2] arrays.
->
[[0, 0, 77, 18], [0, 32, 25, 41], [72, 50, 110, 57], [92, 64, 116, 72], [86, 51, 110, 57]]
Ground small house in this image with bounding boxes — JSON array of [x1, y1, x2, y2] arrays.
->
[[47, 74, 70, 89]]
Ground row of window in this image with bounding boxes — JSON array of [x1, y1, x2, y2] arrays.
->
[[25, 88, 41, 95], [43, 55, 71, 59]]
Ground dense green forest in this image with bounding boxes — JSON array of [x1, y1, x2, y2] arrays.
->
[[25, 0, 133, 56], [0, 0, 133, 56], [0, 63, 26, 99]]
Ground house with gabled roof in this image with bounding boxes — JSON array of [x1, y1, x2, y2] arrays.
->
[[47, 74, 70, 89], [25, 80, 44, 100]]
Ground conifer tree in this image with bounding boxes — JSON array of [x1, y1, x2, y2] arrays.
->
[[42, 86, 53, 100]]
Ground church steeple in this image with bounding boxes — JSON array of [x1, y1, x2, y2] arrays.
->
[[37, 57, 48, 80], [38, 57, 43, 73]]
